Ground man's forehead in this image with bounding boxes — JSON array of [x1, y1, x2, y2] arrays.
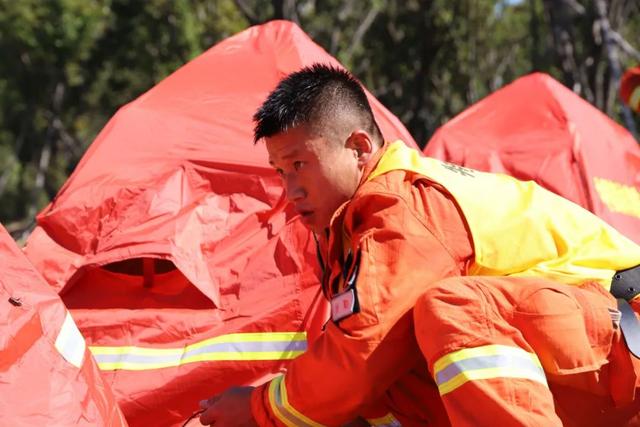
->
[[266, 129, 317, 162]]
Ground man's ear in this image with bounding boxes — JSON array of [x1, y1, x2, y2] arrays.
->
[[346, 130, 374, 167]]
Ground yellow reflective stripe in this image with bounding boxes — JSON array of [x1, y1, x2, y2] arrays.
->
[[268, 377, 298, 427], [93, 351, 305, 371], [433, 344, 542, 371], [90, 332, 306, 356], [593, 177, 640, 219], [267, 375, 326, 427], [55, 311, 86, 368], [90, 331, 306, 371], [433, 344, 548, 396], [367, 413, 402, 426], [630, 86, 640, 111]]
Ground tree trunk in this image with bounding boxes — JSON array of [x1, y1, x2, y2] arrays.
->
[[594, 0, 638, 137]]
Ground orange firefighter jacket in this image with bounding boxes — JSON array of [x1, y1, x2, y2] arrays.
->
[[251, 142, 473, 426], [250, 141, 639, 426]]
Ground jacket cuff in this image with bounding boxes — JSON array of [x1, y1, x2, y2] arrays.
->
[[250, 381, 276, 427]]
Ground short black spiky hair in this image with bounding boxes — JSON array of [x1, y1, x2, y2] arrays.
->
[[253, 63, 383, 144]]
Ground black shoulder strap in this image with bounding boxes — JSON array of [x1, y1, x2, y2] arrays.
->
[[617, 298, 640, 358], [611, 265, 640, 301]]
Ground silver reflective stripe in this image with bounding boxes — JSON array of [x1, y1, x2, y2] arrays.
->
[[435, 353, 546, 385], [54, 311, 86, 368], [268, 375, 326, 427], [367, 413, 402, 426], [90, 332, 308, 370], [92, 339, 306, 366], [270, 377, 310, 426], [433, 344, 548, 395]]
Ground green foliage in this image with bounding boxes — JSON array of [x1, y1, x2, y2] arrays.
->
[[0, 0, 638, 233], [0, 0, 111, 222], [285, 0, 560, 142], [0, 0, 247, 229]]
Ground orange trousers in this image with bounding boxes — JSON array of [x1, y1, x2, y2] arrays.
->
[[414, 276, 640, 427]]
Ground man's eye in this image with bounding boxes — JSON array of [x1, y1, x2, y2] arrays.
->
[[293, 161, 304, 171]]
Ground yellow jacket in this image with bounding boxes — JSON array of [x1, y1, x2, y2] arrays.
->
[[370, 141, 640, 288]]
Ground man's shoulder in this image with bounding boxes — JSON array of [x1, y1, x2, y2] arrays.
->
[[356, 167, 448, 204], [345, 169, 442, 224], [358, 168, 415, 197], [346, 167, 463, 234]]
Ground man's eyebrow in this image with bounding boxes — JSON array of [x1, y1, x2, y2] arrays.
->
[[281, 149, 300, 160], [269, 149, 300, 166]]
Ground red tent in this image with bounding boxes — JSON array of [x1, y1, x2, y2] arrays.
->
[[24, 21, 417, 426], [0, 224, 127, 426], [425, 72, 640, 244]]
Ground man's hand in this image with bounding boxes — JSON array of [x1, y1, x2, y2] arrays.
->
[[199, 386, 257, 426]]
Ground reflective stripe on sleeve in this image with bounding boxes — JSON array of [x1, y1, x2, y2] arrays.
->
[[367, 413, 402, 427], [433, 344, 548, 396], [55, 311, 86, 368], [268, 375, 326, 427], [90, 332, 307, 371]]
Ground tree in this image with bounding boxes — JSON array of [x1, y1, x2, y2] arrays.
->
[[0, 0, 247, 239], [543, 0, 640, 133], [1, 0, 638, 239]]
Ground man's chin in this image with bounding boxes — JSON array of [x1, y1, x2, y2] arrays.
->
[[298, 214, 324, 234], [298, 215, 314, 229]]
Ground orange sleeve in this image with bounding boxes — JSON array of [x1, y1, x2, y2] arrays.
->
[[251, 181, 471, 426]]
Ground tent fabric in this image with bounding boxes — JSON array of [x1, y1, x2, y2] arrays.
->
[[424, 72, 640, 244], [0, 224, 127, 426], [24, 20, 417, 426]]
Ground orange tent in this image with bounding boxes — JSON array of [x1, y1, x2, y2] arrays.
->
[[24, 21, 417, 426], [425, 72, 640, 244], [0, 224, 127, 426]]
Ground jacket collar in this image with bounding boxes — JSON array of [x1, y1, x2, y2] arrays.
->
[[317, 141, 401, 247]]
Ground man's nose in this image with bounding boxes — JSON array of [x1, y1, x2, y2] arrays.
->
[[285, 176, 305, 202]]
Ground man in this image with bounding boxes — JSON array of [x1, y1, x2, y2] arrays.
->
[[200, 64, 640, 426], [621, 65, 640, 113]]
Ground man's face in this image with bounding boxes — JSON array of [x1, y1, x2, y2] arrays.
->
[[266, 125, 361, 234]]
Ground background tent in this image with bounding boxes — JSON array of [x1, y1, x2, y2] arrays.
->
[[425, 72, 640, 244], [24, 20, 417, 426], [0, 224, 127, 427]]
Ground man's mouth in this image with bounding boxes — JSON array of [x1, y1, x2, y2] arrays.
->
[[298, 210, 314, 218]]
